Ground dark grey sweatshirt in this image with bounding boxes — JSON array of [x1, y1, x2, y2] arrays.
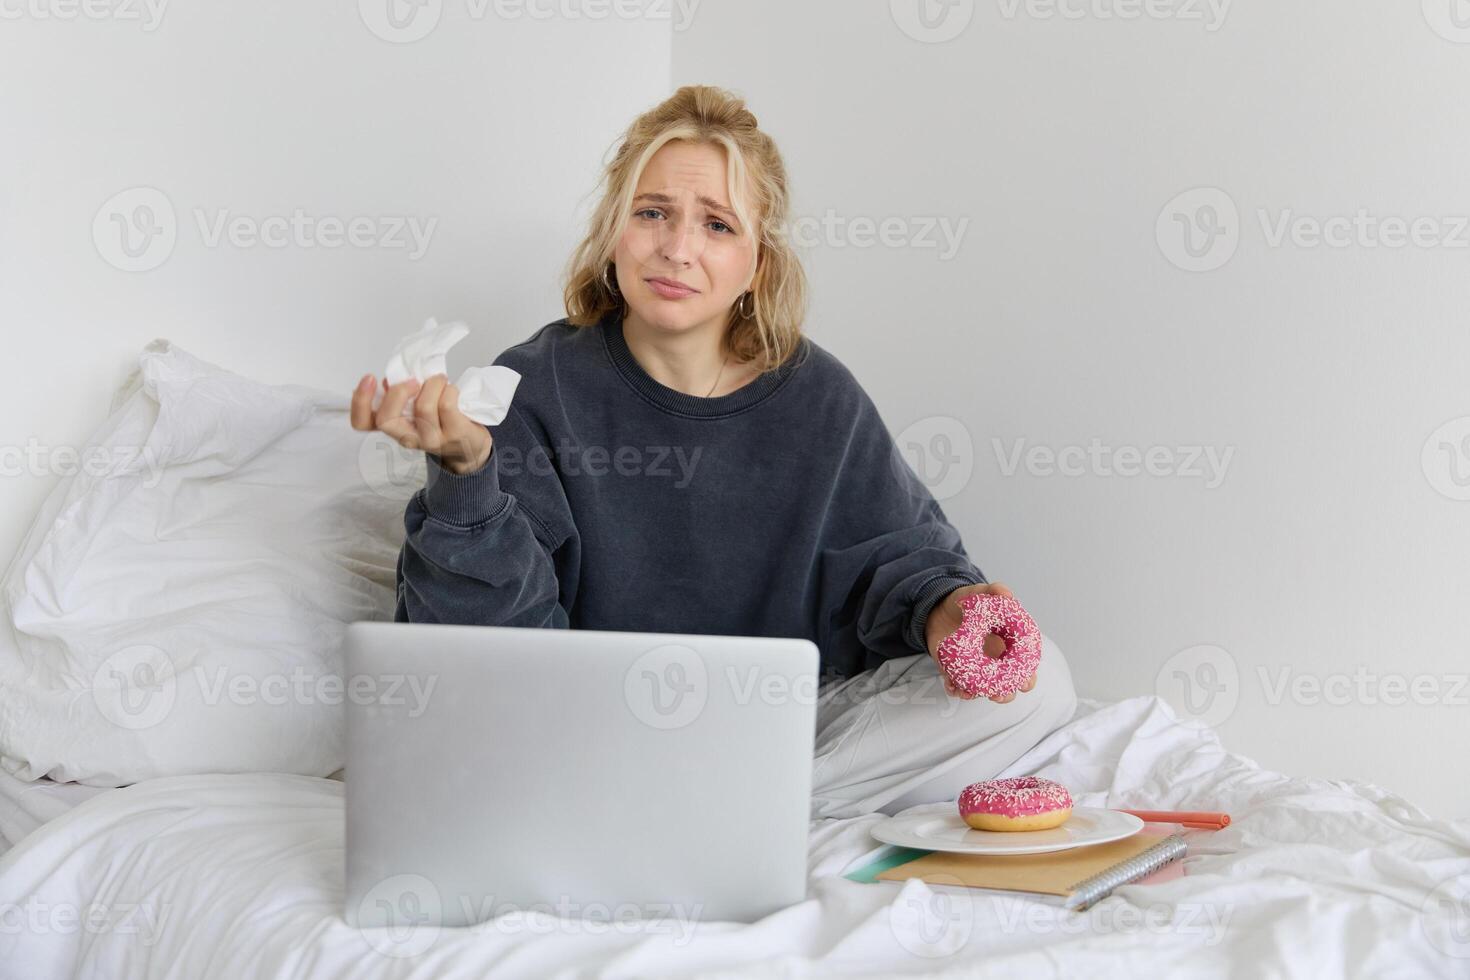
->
[[392, 306, 987, 681]]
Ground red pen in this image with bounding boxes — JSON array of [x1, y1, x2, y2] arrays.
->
[[1119, 809, 1231, 830]]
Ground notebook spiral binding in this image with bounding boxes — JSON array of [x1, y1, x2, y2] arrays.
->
[[1064, 834, 1188, 911]]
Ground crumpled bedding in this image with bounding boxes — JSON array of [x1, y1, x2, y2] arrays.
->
[[1, 696, 1466, 979]]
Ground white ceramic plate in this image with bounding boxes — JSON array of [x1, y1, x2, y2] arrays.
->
[[870, 804, 1144, 856]]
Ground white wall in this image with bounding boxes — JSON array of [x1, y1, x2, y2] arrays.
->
[[0, 0, 670, 555], [674, 1, 1470, 819], [3, 1, 1466, 819]]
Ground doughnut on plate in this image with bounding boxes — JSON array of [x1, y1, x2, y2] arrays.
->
[[869, 805, 1144, 855]]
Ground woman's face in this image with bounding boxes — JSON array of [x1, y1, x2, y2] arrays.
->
[[613, 140, 757, 339]]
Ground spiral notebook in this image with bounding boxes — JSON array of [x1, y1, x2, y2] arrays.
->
[[873, 832, 1187, 911]]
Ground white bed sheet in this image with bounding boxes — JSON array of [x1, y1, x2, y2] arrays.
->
[[1, 696, 1466, 979], [0, 770, 112, 859]]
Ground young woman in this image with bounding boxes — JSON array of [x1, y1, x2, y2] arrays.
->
[[349, 85, 1076, 819]]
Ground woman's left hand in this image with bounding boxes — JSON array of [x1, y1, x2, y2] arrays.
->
[[923, 581, 1039, 704]]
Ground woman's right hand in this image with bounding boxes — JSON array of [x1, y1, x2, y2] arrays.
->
[[349, 372, 493, 475]]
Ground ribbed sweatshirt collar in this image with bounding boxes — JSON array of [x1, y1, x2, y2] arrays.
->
[[598, 305, 804, 419]]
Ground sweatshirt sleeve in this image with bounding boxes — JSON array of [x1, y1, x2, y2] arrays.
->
[[816, 384, 987, 674], [392, 393, 580, 629]]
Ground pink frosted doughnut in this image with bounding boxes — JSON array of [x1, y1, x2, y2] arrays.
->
[[934, 592, 1042, 699], [958, 776, 1073, 831]]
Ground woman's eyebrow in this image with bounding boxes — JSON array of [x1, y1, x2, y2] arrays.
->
[[634, 192, 737, 221]]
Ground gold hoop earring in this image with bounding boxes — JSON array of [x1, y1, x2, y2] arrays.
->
[[602, 263, 620, 296], [736, 291, 755, 319]]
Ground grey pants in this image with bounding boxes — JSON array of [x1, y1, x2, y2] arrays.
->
[[809, 631, 1078, 820]]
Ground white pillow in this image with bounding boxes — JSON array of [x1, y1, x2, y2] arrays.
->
[[0, 339, 421, 785]]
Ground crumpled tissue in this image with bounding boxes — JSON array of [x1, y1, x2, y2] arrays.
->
[[375, 318, 521, 426]]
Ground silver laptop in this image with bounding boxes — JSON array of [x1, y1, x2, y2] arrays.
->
[[342, 620, 818, 930]]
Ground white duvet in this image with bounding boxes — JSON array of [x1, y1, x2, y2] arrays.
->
[[2, 696, 1467, 979]]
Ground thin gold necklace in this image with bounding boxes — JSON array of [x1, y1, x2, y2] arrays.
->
[[705, 352, 728, 397]]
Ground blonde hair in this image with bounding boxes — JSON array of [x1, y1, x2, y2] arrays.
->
[[561, 85, 809, 373]]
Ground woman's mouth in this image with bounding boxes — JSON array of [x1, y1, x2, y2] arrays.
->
[[645, 277, 698, 300]]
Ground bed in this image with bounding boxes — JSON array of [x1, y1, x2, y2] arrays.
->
[[1, 342, 1466, 977], [0, 771, 110, 860], [2, 695, 1467, 978]]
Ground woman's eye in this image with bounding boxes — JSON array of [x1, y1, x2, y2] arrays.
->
[[636, 208, 663, 220], [709, 220, 734, 235]]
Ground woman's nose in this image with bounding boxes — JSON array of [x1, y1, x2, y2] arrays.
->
[[657, 214, 705, 265]]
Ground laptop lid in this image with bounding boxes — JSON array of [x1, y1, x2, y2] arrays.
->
[[342, 621, 818, 931]]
